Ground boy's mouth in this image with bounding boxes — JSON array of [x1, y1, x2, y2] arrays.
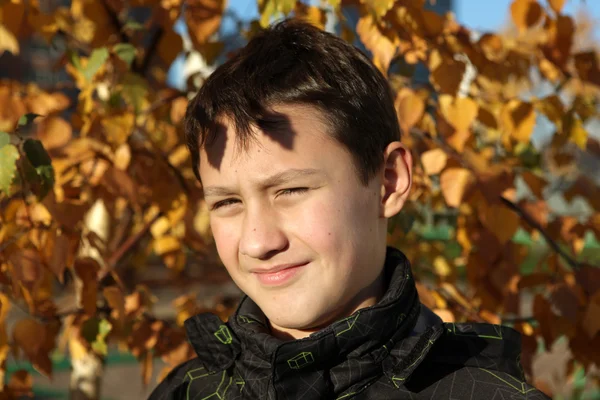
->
[[251, 262, 309, 286]]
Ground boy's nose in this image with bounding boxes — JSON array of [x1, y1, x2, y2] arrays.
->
[[239, 205, 288, 260]]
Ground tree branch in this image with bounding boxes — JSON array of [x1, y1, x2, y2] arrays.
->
[[411, 128, 585, 270]]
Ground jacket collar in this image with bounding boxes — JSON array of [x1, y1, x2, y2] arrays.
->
[[185, 247, 445, 397]]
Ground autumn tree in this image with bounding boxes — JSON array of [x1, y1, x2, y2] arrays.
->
[[0, 0, 599, 398]]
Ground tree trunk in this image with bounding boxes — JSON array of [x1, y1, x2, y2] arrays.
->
[[69, 199, 110, 400]]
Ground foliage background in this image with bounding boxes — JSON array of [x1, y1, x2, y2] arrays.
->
[[0, 0, 599, 398]]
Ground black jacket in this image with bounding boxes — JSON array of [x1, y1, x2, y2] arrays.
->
[[149, 248, 550, 399]]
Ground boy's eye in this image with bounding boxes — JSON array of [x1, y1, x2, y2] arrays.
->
[[211, 198, 240, 210], [277, 187, 309, 197]]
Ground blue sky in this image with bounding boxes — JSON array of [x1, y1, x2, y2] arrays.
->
[[225, 0, 600, 37]]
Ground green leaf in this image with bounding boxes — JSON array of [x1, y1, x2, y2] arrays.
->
[[0, 144, 20, 195], [23, 139, 54, 199], [121, 73, 148, 114], [98, 319, 112, 338], [0, 132, 10, 148], [69, 50, 83, 70], [18, 113, 41, 127], [83, 47, 109, 81], [91, 338, 108, 356], [113, 43, 136, 67], [123, 20, 144, 31]]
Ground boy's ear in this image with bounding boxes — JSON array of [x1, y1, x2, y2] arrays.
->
[[380, 142, 412, 218]]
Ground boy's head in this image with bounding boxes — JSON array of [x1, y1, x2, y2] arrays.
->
[[185, 19, 413, 339]]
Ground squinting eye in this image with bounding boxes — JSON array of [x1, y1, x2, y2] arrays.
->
[[278, 187, 309, 196], [211, 199, 240, 210]]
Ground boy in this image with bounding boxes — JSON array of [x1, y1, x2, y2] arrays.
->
[[149, 20, 549, 399]]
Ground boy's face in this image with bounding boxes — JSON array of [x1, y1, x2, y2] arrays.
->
[[199, 104, 408, 338]]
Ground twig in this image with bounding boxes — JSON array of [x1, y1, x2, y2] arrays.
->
[[499, 196, 581, 270], [98, 212, 161, 280]]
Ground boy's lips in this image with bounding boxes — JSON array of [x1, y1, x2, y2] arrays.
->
[[250, 262, 309, 286], [250, 262, 309, 274]]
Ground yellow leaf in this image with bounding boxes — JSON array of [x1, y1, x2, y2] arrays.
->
[[510, 0, 543, 33], [501, 100, 536, 143], [101, 113, 134, 146], [0, 24, 18, 55], [433, 256, 452, 277], [395, 88, 425, 134], [114, 143, 131, 170], [295, 3, 326, 30], [184, 0, 225, 47], [568, 117, 588, 149], [438, 95, 479, 132], [154, 236, 181, 255], [356, 14, 397, 76], [420, 148, 448, 176], [547, 0, 565, 14], [440, 168, 473, 208]]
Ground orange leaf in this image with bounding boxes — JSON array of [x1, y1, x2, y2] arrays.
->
[[170, 97, 188, 126], [395, 88, 424, 134], [547, 0, 566, 14], [157, 27, 183, 66], [7, 370, 33, 398], [184, 0, 225, 48], [510, 0, 543, 33], [478, 202, 520, 244], [13, 319, 45, 360], [429, 49, 466, 94], [103, 286, 125, 322], [440, 168, 474, 208], [74, 257, 101, 316], [421, 148, 448, 176], [37, 116, 72, 151], [582, 292, 600, 339], [521, 171, 547, 199]]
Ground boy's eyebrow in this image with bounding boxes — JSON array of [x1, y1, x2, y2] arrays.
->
[[203, 168, 322, 197]]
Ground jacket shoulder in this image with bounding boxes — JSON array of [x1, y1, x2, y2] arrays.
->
[[148, 358, 236, 400], [404, 322, 551, 399]]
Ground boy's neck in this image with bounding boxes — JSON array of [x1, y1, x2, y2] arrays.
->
[[267, 268, 388, 341]]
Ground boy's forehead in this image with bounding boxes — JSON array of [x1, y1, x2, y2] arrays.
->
[[201, 104, 338, 162]]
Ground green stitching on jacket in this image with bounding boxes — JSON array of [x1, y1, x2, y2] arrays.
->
[[234, 376, 245, 393], [447, 323, 503, 340], [287, 351, 315, 369], [336, 312, 359, 336], [185, 370, 233, 400], [336, 391, 357, 399], [214, 325, 233, 344], [478, 368, 537, 394], [238, 315, 256, 324]]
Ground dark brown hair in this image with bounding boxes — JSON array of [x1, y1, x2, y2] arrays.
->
[[184, 18, 401, 185]]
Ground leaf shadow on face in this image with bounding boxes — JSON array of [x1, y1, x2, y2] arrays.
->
[[204, 110, 297, 171]]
